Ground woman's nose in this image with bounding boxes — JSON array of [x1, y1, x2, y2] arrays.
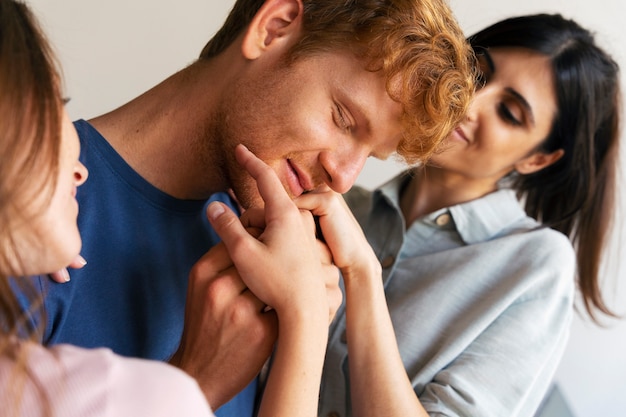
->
[[74, 162, 89, 186], [465, 90, 486, 123]]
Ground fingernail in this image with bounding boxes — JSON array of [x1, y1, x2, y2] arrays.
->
[[207, 202, 225, 220], [76, 255, 87, 266], [60, 268, 70, 282]]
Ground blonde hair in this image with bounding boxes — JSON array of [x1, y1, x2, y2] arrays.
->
[[0, 0, 64, 414]]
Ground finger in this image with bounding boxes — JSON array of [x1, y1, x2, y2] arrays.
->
[[206, 201, 261, 267], [298, 208, 317, 236], [321, 263, 340, 288], [315, 184, 332, 193], [193, 241, 235, 279], [239, 286, 272, 313], [234, 144, 294, 217], [226, 188, 245, 213], [239, 207, 266, 230], [317, 239, 333, 265], [207, 266, 250, 298], [296, 189, 358, 226], [48, 255, 88, 283], [295, 189, 339, 216], [67, 254, 87, 269], [49, 268, 70, 283], [210, 269, 278, 319], [327, 284, 344, 323], [320, 263, 343, 323], [244, 226, 263, 239]]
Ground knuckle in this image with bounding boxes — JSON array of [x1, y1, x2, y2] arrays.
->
[[215, 211, 240, 230], [204, 276, 229, 301], [189, 259, 209, 280]]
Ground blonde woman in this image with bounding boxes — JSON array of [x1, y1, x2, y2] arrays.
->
[[0, 1, 331, 415]]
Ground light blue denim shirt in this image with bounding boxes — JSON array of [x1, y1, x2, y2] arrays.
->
[[318, 172, 575, 417]]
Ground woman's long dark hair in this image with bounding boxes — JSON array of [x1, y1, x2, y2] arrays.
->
[[469, 14, 621, 323]]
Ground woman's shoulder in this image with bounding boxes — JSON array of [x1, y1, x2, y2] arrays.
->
[[510, 221, 575, 261], [1, 342, 213, 417]]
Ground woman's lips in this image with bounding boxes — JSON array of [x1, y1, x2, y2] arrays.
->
[[453, 126, 469, 143]]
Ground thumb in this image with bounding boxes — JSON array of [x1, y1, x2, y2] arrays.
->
[[206, 201, 258, 263]]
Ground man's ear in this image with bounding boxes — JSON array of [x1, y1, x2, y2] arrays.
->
[[515, 149, 565, 175], [241, 0, 303, 60]]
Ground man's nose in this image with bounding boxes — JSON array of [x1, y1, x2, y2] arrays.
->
[[320, 148, 369, 194]]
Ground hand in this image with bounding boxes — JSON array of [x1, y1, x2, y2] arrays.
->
[[170, 241, 278, 409], [316, 236, 343, 323], [48, 254, 87, 283], [295, 188, 381, 282], [208, 144, 332, 417], [239, 206, 342, 323], [207, 145, 332, 318], [298, 189, 428, 417]]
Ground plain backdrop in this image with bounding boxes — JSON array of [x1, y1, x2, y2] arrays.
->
[[25, 1, 626, 416]]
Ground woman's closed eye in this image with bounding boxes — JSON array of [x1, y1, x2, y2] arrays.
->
[[498, 102, 523, 126]]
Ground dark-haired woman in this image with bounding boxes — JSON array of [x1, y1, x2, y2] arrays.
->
[[312, 13, 621, 417]]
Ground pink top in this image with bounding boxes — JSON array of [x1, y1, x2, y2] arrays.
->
[[0, 342, 214, 417]]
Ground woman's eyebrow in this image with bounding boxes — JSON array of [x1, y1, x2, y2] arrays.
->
[[479, 48, 535, 126]]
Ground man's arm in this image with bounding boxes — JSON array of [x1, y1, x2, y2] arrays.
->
[[169, 240, 277, 409]]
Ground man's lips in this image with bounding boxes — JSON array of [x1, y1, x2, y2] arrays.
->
[[286, 159, 312, 197]]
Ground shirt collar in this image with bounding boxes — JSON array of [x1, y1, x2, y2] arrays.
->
[[373, 171, 532, 245], [375, 171, 408, 212], [448, 188, 530, 244]]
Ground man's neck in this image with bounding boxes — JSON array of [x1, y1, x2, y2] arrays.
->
[[89, 61, 227, 200]]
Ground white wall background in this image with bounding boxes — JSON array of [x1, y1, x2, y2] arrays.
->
[[26, 1, 626, 416]]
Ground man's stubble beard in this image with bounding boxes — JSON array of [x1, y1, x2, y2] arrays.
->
[[205, 89, 266, 210], [203, 55, 301, 210]]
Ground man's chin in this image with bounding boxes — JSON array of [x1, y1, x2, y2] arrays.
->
[[229, 187, 264, 211], [230, 173, 296, 210]]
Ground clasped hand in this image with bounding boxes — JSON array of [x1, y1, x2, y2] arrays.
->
[[172, 145, 343, 408]]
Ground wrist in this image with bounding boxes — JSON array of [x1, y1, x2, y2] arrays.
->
[[342, 256, 382, 286], [277, 301, 328, 334]]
